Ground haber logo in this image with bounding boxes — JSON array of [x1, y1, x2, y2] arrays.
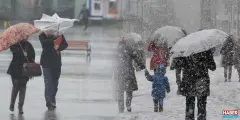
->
[[222, 110, 238, 119]]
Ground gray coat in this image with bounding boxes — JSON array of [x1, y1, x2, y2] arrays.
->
[[114, 41, 145, 92], [220, 36, 234, 66]]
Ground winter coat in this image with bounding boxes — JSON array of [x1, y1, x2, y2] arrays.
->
[[114, 40, 145, 92], [170, 57, 185, 85], [179, 50, 216, 97], [220, 36, 234, 66], [39, 32, 68, 68], [7, 41, 35, 78], [145, 65, 170, 99], [148, 41, 169, 70], [233, 40, 240, 68]]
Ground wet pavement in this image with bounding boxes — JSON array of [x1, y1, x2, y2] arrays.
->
[[0, 75, 118, 120], [0, 26, 120, 120]]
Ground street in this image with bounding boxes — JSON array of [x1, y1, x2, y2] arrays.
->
[[0, 26, 120, 120]]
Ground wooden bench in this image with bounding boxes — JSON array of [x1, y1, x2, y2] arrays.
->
[[67, 41, 91, 62]]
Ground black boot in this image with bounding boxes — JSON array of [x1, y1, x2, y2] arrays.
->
[[159, 106, 163, 112], [9, 104, 14, 112], [154, 106, 158, 112], [127, 107, 131, 112], [46, 103, 54, 110]]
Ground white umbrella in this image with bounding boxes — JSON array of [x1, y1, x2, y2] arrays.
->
[[121, 32, 144, 50], [170, 29, 228, 58], [153, 26, 186, 47], [34, 13, 79, 32]]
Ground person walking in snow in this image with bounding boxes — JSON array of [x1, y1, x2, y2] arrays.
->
[[7, 39, 35, 114], [233, 37, 240, 82], [170, 29, 187, 95], [179, 49, 216, 120], [114, 37, 145, 113], [220, 35, 234, 82], [145, 65, 170, 112]]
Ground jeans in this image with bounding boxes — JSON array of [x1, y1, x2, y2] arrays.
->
[[43, 66, 61, 106], [117, 91, 133, 112], [185, 96, 207, 120]]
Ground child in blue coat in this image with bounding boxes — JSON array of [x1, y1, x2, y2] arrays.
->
[[145, 64, 170, 112]]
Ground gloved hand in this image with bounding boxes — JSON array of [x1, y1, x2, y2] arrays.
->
[[167, 89, 170, 93], [140, 64, 146, 70]]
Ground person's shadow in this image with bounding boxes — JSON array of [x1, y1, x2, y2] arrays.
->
[[44, 110, 58, 120], [9, 114, 25, 120]]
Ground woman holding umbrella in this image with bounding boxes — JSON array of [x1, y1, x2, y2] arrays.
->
[[7, 38, 35, 114], [171, 29, 228, 120], [220, 35, 235, 82]]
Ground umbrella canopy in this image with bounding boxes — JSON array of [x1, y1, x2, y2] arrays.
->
[[34, 13, 79, 32], [170, 29, 228, 58], [121, 32, 144, 50], [0, 23, 39, 51], [153, 26, 186, 47]]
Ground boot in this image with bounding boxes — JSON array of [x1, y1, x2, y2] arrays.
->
[[46, 103, 54, 110], [18, 104, 24, 114], [127, 106, 131, 112], [159, 106, 163, 112], [9, 104, 14, 112], [154, 105, 158, 112]]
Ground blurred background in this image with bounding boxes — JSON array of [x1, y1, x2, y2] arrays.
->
[[0, 0, 239, 37]]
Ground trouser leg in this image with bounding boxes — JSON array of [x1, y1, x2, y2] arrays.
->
[[197, 96, 207, 120], [10, 77, 20, 110], [228, 66, 232, 81], [185, 96, 195, 120], [51, 67, 61, 106], [117, 90, 124, 113], [224, 66, 228, 82], [126, 91, 133, 108], [43, 68, 53, 106], [153, 99, 158, 112]]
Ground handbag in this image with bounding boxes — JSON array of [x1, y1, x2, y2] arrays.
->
[[19, 42, 42, 77]]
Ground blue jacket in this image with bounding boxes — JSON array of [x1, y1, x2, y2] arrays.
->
[[145, 65, 170, 99]]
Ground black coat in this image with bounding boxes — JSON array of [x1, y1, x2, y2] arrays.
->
[[7, 41, 35, 77], [39, 32, 68, 68], [179, 50, 216, 97], [220, 36, 234, 66]]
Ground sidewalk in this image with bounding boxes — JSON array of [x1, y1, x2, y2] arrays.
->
[[0, 75, 118, 120]]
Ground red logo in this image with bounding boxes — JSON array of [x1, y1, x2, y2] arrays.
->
[[222, 110, 238, 115]]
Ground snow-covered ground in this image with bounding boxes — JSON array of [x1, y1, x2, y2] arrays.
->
[[117, 57, 240, 120]]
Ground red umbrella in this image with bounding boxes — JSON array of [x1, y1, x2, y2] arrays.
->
[[0, 23, 39, 51]]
